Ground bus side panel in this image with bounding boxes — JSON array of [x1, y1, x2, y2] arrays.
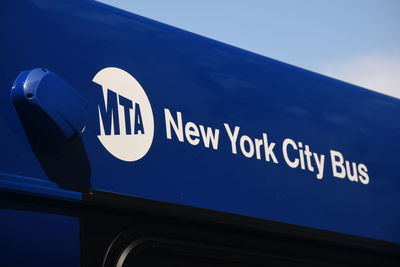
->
[[0, 197, 80, 267]]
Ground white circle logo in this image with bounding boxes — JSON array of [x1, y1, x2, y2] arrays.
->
[[92, 67, 154, 161]]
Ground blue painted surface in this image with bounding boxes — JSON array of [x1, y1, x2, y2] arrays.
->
[[11, 68, 88, 150], [0, 172, 81, 202], [0, 0, 399, 244], [0, 209, 80, 267]]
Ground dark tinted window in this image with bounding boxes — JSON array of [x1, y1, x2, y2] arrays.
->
[[116, 239, 269, 267], [123, 251, 263, 267]]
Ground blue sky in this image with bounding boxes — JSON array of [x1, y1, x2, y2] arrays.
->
[[98, 0, 400, 98]]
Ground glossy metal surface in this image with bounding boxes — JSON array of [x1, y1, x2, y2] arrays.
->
[[11, 68, 88, 151], [0, 207, 80, 267], [1, 0, 399, 243]]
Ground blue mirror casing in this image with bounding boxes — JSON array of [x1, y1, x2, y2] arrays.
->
[[11, 68, 88, 150]]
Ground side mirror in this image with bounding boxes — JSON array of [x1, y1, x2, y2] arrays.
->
[[11, 68, 88, 151]]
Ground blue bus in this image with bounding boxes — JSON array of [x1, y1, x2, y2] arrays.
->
[[1, 0, 399, 266]]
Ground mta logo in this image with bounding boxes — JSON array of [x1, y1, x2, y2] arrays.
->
[[92, 67, 154, 162], [96, 88, 145, 136]]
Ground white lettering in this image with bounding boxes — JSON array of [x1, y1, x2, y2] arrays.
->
[[224, 124, 240, 154], [282, 138, 298, 168], [263, 133, 278, 163], [199, 125, 220, 150], [330, 150, 346, 178], [164, 109, 184, 142], [240, 135, 255, 158], [185, 122, 200, 146], [313, 153, 325, 179]]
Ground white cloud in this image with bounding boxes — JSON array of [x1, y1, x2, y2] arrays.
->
[[319, 50, 400, 99]]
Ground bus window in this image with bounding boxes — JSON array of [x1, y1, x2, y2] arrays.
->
[[112, 238, 269, 267]]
